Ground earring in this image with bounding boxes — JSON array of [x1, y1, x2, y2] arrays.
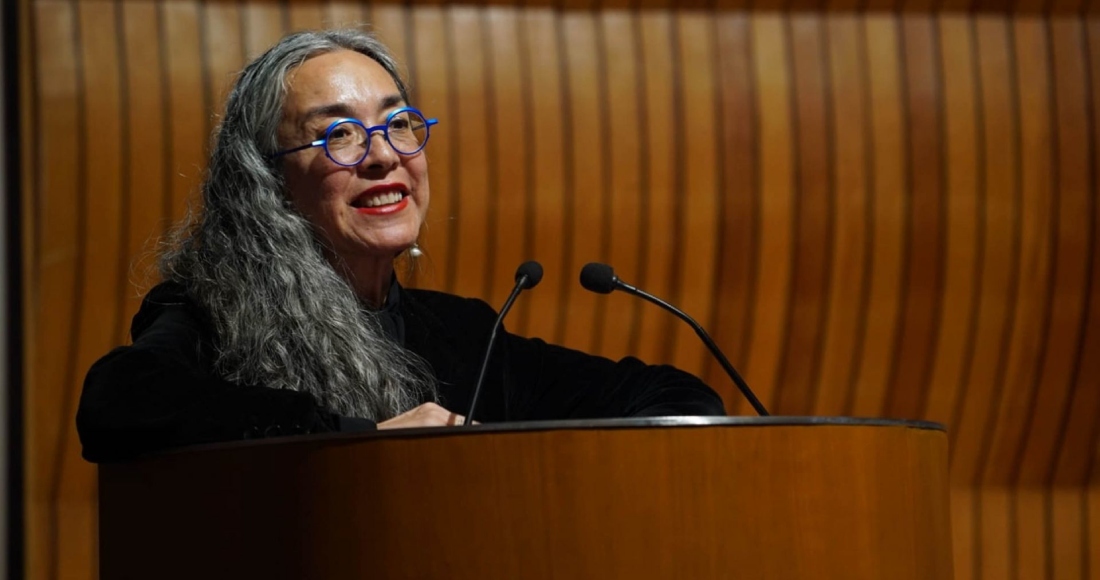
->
[[408, 242, 423, 258]]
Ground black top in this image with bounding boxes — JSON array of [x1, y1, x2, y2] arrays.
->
[[77, 283, 726, 462]]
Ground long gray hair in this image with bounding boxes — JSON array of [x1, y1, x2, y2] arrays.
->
[[159, 29, 436, 421]]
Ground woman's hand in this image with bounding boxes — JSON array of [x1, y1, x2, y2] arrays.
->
[[377, 402, 473, 429]]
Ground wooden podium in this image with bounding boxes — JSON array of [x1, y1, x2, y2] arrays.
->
[[98, 417, 953, 579]]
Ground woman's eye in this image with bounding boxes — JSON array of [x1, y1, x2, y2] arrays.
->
[[389, 118, 410, 131]]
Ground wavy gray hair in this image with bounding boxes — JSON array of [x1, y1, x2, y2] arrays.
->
[[159, 29, 436, 421]]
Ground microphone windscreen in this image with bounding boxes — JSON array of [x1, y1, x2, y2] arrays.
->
[[515, 261, 544, 289], [579, 263, 616, 294]]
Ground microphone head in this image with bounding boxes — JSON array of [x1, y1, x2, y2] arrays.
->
[[515, 261, 544, 289], [580, 263, 617, 294]]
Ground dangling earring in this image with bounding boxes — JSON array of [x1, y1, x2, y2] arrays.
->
[[408, 242, 423, 258]]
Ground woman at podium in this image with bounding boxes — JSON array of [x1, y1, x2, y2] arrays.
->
[[76, 29, 724, 462]]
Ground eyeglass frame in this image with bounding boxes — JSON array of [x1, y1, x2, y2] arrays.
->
[[270, 106, 439, 167]]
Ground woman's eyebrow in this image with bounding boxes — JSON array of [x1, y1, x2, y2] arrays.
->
[[301, 102, 357, 122], [301, 94, 407, 123], [378, 94, 406, 111]]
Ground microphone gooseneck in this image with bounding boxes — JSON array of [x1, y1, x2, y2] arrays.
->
[[464, 261, 544, 425], [578, 262, 770, 416]]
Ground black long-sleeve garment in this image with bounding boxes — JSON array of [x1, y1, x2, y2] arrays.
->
[[77, 282, 726, 462]]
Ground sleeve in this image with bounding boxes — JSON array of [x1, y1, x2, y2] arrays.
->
[[76, 303, 373, 463], [500, 330, 727, 421]]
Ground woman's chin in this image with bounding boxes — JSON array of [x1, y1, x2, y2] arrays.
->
[[352, 238, 419, 261]]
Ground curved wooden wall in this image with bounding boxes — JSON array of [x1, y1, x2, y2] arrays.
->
[[18, 0, 1100, 579]]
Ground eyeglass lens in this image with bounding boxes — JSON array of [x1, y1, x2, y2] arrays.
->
[[325, 111, 430, 165]]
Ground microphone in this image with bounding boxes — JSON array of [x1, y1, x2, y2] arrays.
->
[[579, 262, 769, 416], [464, 261, 544, 425]]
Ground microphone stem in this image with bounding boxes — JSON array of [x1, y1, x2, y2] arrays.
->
[[618, 283, 770, 417], [464, 276, 528, 425]]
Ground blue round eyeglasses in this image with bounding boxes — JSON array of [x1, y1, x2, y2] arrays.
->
[[271, 107, 439, 167]]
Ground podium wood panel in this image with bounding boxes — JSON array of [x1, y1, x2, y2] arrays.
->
[[99, 420, 951, 580]]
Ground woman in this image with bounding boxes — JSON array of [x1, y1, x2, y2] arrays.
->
[[76, 29, 724, 462]]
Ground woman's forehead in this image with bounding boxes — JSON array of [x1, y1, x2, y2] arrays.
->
[[283, 50, 400, 119]]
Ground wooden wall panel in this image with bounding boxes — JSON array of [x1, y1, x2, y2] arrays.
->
[[242, 3, 285, 59], [814, 12, 868, 417], [887, 14, 944, 421], [484, 8, 527, 311], [953, 16, 1018, 486], [409, 6, 452, 290], [669, 13, 720, 376], [29, 3, 82, 578], [118, 0, 168, 345], [925, 13, 979, 428], [852, 14, 906, 419], [559, 10, 604, 354], [744, 13, 794, 414], [447, 7, 492, 301], [595, 9, 643, 361], [631, 9, 677, 367], [704, 11, 757, 404], [20, 2, 1100, 579], [775, 13, 830, 417], [1021, 16, 1092, 487], [984, 16, 1053, 488]]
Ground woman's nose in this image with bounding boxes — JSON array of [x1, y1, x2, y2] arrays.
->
[[360, 129, 399, 171]]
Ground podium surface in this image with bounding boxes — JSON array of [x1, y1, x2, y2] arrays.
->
[[99, 417, 952, 579]]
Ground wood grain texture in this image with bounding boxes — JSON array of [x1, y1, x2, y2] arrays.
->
[[814, 12, 869, 417], [19, 2, 1100, 579], [98, 422, 953, 580]]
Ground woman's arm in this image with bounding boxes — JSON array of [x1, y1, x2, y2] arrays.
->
[[76, 303, 345, 462], [501, 333, 727, 421]]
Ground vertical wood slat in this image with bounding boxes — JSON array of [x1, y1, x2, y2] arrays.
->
[[952, 16, 1018, 486], [409, 6, 452, 291], [774, 13, 830, 416], [1048, 18, 1100, 492], [951, 487, 977, 580], [287, 2, 324, 31], [201, 3, 244, 149], [484, 7, 528, 311], [241, 1, 285, 61], [21, 4, 1100, 579], [631, 10, 677, 367], [118, 0, 168, 346], [850, 14, 906, 419], [162, 1, 205, 224], [742, 13, 794, 414], [446, 7, 492, 302], [813, 12, 869, 417], [29, 2, 80, 579], [924, 14, 980, 428], [510, 8, 563, 342], [558, 11, 603, 354], [367, 5, 410, 92], [324, 1, 366, 29], [704, 12, 757, 406], [970, 16, 1025, 577], [886, 14, 944, 421], [980, 488, 1013, 579], [67, 2, 126, 577], [1050, 488, 1086, 580], [595, 9, 643, 362], [669, 13, 720, 378], [1013, 489, 1047, 580], [983, 16, 1054, 487], [1018, 16, 1093, 487]]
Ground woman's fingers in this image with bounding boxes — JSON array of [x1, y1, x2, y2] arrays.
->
[[377, 402, 472, 429]]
